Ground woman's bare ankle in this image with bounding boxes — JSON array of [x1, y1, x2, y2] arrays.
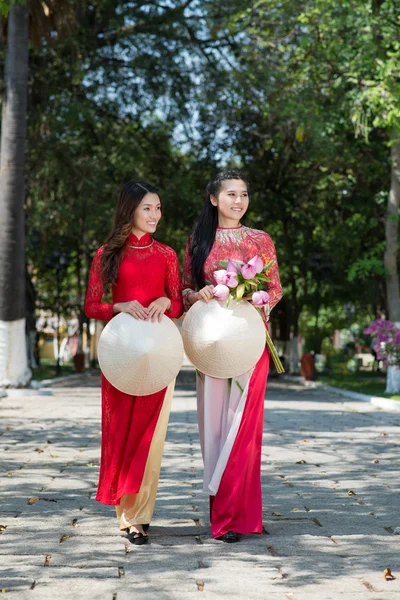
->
[[129, 524, 146, 536]]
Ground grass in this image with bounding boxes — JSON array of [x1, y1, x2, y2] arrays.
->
[[31, 359, 77, 382], [318, 373, 400, 400]]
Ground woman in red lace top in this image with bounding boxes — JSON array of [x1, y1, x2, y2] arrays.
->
[[182, 171, 282, 543], [85, 181, 183, 545]]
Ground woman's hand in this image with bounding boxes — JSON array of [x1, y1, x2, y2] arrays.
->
[[113, 300, 149, 320], [147, 297, 172, 322], [190, 285, 214, 304]]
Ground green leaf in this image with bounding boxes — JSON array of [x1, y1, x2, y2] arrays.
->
[[262, 260, 274, 273], [236, 284, 245, 301]]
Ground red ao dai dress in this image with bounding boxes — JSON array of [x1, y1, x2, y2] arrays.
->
[[85, 232, 183, 529], [182, 225, 283, 538]]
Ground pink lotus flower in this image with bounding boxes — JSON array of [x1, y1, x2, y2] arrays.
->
[[214, 269, 228, 285], [227, 259, 239, 274], [213, 284, 230, 301], [225, 272, 238, 288], [241, 263, 257, 279], [248, 255, 263, 274], [214, 269, 238, 288], [252, 291, 270, 306]]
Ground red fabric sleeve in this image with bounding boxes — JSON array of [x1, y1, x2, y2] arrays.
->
[[262, 234, 283, 312], [181, 240, 196, 311], [84, 247, 114, 322], [164, 249, 184, 319]]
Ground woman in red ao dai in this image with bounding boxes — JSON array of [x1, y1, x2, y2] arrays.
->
[[182, 171, 283, 543], [85, 181, 183, 545]]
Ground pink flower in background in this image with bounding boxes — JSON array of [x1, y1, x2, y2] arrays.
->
[[248, 255, 263, 274], [213, 284, 230, 301], [241, 263, 257, 279], [252, 291, 270, 306], [214, 269, 238, 288], [364, 318, 400, 368]]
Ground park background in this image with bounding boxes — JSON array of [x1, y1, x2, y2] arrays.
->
[[0, 0, 400, 396]]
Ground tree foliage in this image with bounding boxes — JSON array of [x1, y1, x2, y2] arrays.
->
[[1, 0, 399, 357]]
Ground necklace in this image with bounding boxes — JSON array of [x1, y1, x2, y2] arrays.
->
[[127, 238, 154, 250]]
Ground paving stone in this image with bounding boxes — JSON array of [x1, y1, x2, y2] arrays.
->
[[1, 375, 400, 599]]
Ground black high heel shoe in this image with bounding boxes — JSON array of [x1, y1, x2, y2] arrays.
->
[[127, 529, 149, 545], [220, 531, 240, 543], [143, 523, 150, 533]]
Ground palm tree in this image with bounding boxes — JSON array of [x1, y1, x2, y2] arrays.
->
[[0, 2, 30, 387], [0, 0, 73, 388]]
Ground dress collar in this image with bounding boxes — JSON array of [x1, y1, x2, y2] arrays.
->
[[216, 225, 243, 230], [127, 232, 153, 248]]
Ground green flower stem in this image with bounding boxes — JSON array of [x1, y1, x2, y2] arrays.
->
[[265, 330, 285, 374]]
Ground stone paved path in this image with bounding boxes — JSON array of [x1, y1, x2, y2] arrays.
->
[[1, 373, 400, 599]]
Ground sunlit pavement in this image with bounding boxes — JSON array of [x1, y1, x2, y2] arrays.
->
[[0, 372, 399, 599]]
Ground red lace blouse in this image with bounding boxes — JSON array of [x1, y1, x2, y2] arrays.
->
[[182, 225, 283, 319], [85, 232, 183, 321]]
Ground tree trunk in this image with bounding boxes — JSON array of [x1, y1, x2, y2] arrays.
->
[[384, 139, 400, 394], [385, 140, 400, 321], [289, 307, 301, 374], [0, 4, 30, 387]]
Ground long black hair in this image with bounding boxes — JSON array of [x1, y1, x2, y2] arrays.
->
[[190, 170, 249, 288]]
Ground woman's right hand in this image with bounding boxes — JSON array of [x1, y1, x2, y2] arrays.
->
[[190, 285, 215, 304], [113, 300, 148, 320]]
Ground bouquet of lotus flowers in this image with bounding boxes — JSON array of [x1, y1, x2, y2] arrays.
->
[[211, 255, 285, 374]]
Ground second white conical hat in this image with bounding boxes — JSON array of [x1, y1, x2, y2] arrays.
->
[[181, 298, 266, 378], [98, 312, 184, 395]]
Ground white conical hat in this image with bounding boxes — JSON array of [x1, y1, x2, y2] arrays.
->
[[97, 313, 184, 396], [181, 298, 266, 378]]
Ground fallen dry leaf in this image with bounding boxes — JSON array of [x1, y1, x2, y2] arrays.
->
[[380, 432, 388, 437], [371, 459, 380, 464], [267, 545, 280, 556], [34, 448, 43, 453], [384, 526, 394, 534], [0, 525, 7, 533], [362, 580, 376, 592], [347, 490, 357, 496], [43, 554, 52, 567], [59, 534, 70, 543], [328, 536, 338, 544], [296, 460, 307, 464], [28, 497, 39, 505], [383, 568, 396, 581]]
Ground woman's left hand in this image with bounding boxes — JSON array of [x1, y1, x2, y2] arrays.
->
[[147, 297, 172, 322]]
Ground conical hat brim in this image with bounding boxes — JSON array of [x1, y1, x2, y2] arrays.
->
[[98, 313, 184, 395], [181, 298, 265, 378]]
